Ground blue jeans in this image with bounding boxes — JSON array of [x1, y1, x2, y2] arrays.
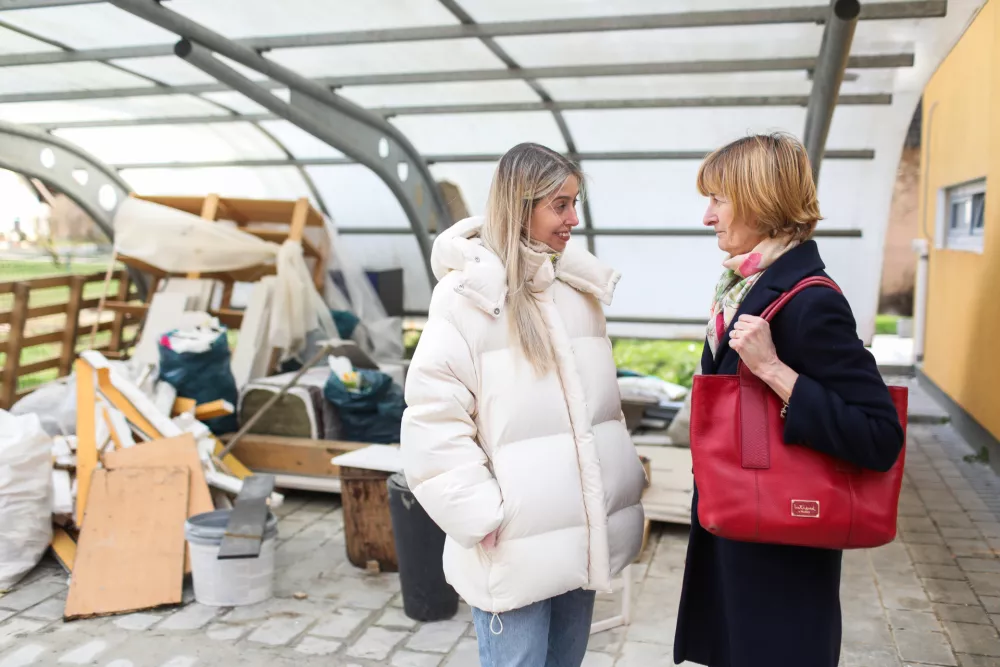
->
[[471, 589, 596, 667]]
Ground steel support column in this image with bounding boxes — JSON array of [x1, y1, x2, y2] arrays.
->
[[803, 0, 862, 181], [174, 39, 438, 284], [110, 0, 450, 286]]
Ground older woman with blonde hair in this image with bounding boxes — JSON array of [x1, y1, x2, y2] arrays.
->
[[672, 133, 903, 667], [402, 142, 646, 667]]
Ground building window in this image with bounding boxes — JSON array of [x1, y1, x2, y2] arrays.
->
[[944, 179, 986, 252]]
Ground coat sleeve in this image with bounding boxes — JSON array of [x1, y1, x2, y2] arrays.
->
[[781, 287, 905, 472], [400, 315, 504, 549]]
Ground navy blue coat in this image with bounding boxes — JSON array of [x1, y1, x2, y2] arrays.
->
[[673, 241, 905, 667]]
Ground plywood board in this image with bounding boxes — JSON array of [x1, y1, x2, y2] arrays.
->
[[223, 434, 365, 478], [103, 434, 213, 519], [230, 276, 275, 388], [64, 467, 189, 619], [330, 444, 402, 474]]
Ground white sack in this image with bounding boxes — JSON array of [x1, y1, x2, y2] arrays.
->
[[0, 411, 54, 591]]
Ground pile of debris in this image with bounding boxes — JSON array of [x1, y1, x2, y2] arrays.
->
[[37, 347, 282, 619]]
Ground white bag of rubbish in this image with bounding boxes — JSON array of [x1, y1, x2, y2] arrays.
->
[[0, 411, 54, 592], [9, 376, 76, 437]]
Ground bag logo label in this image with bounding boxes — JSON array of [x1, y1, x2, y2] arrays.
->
[[791, 499, 820, 518]]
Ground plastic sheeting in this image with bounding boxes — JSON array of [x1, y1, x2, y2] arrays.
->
[[112, 196, 337, 359]]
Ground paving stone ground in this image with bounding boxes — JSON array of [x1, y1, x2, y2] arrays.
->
[[1, 423, 998, 666]]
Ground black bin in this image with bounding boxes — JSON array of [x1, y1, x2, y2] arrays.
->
[[387, 473, 459, 622]]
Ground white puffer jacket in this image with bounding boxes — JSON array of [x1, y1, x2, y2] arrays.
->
[[401, 216, 646, 614]]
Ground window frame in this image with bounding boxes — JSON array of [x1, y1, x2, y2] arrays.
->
[[938, 178, 987, 253]]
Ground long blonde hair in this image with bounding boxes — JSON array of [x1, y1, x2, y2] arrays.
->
[[480, 143, 583, 374]]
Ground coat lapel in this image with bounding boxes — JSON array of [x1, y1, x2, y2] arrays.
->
[[707, 240, 827, 374]]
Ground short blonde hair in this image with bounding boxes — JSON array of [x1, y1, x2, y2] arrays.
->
[[696, 132, 822, 242]]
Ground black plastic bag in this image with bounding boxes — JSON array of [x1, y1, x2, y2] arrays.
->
[[323, 369, 405, 444], [159, 331, 239, 435]]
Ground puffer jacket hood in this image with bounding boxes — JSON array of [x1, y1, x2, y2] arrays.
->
[[401, 216, 645, 614], [430, 216, 621, 318]]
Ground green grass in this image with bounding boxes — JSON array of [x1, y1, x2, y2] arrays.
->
[[404, 328, 702, 388], [875, 314, 899, 336], [613, 339, 702, 388]]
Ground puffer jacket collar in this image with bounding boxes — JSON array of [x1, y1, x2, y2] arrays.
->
[[431, 216, 621, 318]]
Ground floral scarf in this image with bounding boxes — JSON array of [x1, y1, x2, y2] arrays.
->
[[706, 238, 798, 356]]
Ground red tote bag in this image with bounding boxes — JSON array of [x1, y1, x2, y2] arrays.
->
[[690, 276, 908, 550]]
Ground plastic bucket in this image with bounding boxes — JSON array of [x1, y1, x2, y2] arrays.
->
[[184, 509, 278, 607]]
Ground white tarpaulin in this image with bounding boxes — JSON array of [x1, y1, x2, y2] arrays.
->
[[112, 197, 337, 359]]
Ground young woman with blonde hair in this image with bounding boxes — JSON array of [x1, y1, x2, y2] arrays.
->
[[401, 142, 646, 667]]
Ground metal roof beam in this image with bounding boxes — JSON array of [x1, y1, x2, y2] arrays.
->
[[109, 150, 875, 170], [0, 54, 914, 104], [805, 0, 861, 181], [0, 1, 945, 67], [30, 94, 894, 130]]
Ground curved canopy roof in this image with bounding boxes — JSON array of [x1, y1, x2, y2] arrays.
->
[[0, 0, 985, 340]]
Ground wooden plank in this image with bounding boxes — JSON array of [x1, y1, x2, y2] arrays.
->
[[194, 399, 234, 421], [213, 440, 253, 480], [74, 358, 98, 527], [16, 356, 61, 377], [172, 396, 196, 416], [94, 367, 166, 442], [50, 526, 77, 573], [243, 228, 320, 257], [59, 275, 87, 377], [288, 197, 310, 241], [217, 473, 276, 560], [0, 299, 102, 326], [1, 282, 29, 409], [64, 467, 189, 619], [222, 434, 366, 478], [108, 270, 131, 354], [104, 434, 213, 574]]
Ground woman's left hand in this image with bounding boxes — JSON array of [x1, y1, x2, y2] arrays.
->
[[730, 314, 800, 404], [729, 315, 779, 377]]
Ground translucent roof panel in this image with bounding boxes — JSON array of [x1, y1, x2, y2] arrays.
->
[[596, 236, 861, 322], [0, 95, 227, 124], [306, 165, 412, 230], [0, 4, 175, 48], [338, 81, 540, 108], [267, 40, 505, 78], [539, 70, 899, 101], [53, 123, 286, 166], [201, 90, 286, 115], [392, 112, 567, 155], [120, 166, 314, 202], [110, 56, 219, 87], [581, 158, 876, 232], [429, 163, 498, 217], [258, 120, 345, 159], [563, 108, 811, 152], [494, 25, 914, 68], [458, 0, 877, 22], [0, 62, 154, 95], [335, 233, 432, 313], [169, 0, 458, 37], [0, 25, 58, 54]]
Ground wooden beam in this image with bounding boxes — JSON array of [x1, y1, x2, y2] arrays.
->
[[220, 434, 367, 478], [288, 197, 310, 242], [59, 274, 87, 377], [95, 367, 165, 441], [194, 399, 234, 421], [50, 526, 77, 573], [172, 396, 196, 416], [1, 282, 29, 409], [74, 358, 98, 527], [109, 270, 131, 354]]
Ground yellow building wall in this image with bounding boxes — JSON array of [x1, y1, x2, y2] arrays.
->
[[920, 0, 1000, 440]]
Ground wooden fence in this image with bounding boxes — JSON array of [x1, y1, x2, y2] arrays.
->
[[0, 270, 139, 409]]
